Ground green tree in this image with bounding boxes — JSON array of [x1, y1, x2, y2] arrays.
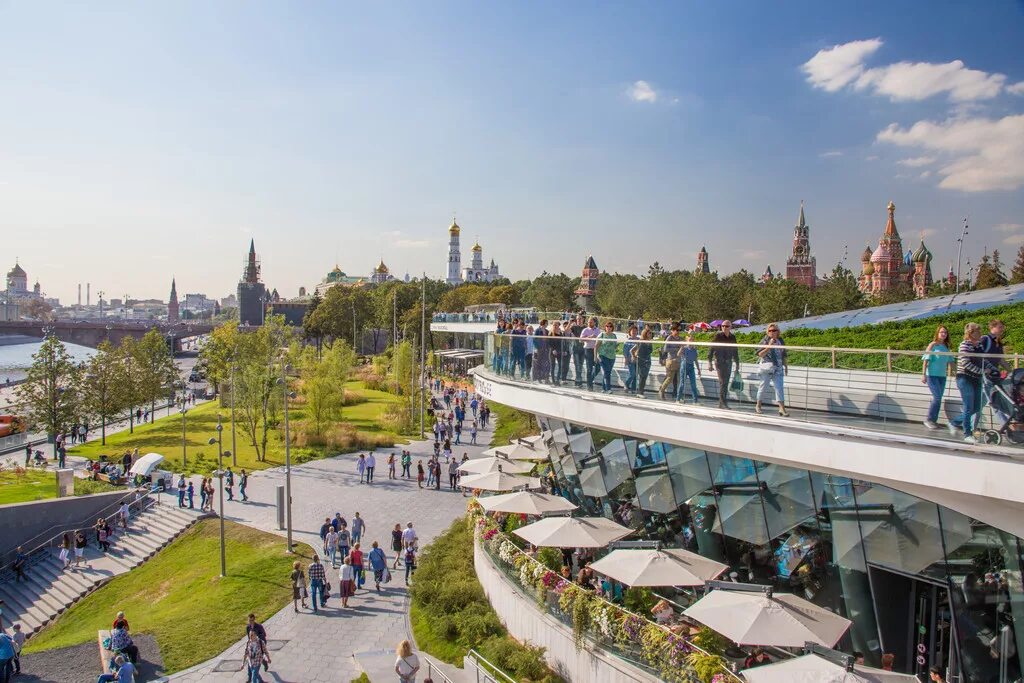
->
[[232, 315, 293, 460], [81, 341, 128, 444], [133, 329, 178, 422], [1010, 245, 1024, 285], [17, 336, 81, 441], [117, 337, 144, 433], [522, 272, 577, 311], [200, 321, 241, 390], [812, 264, 865, 315], [974, 253, 1008, 290]]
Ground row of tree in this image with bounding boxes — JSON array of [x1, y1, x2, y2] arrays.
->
[[18, 329, 177, 444]]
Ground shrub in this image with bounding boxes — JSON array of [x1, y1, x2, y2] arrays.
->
[[537, 547, 563, 572]]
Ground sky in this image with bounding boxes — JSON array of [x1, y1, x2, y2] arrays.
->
[[1, 1, 1022, 303]]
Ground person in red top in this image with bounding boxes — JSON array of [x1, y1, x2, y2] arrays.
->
[[349, 543, 365, 591], [112, 611, 130, 630]]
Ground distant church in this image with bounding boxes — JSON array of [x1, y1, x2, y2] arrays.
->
[[858, 201, 933, 298], [445, 218, 501, 284]]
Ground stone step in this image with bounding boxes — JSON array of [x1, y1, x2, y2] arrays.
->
[[0, 584, 51, 632]]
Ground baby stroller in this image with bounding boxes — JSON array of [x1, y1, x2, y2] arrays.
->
[[982, 368, 1024, 446]]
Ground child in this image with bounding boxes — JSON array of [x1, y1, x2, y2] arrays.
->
[[187, 481, 195, 509], [417, 461, 425, 489]]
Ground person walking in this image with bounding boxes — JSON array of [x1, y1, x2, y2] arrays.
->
[[755, 324, 789, 416], [634, 327, 654, 397], [186, 481, 194, 509], [239, 469, 248, 502], [595, 321, 618, 393], [532, 319, 551, 383], [417, 460, 425, 488], [325, 526, 339, 568], [401, 451, 411, 478], [921, 325, 954, 430], [74, 530, 88, 568], [387, 452, 396, 479], [403, 544, 417, 584], [470, 421, 478, 445], [338, 555, 355, 608], [950, 322, 985, 444], [351, 512, 366, 544], [319, 518, 333, 555], [337, 525, 351, 564], [224, 468, 234, 501], [448, 457, 459, 490], [368, 541, 388, 591], [356, 454, 367, 484], [580, 317, 601, 390], [10, 624, 24, 677], [980, 319, 1010, 426], [658, 324, 684, 400], [366, 452, 376, 484], [433, 460, 442, 491], [623, 325, 639, 393], [59, 532, 73, 570], [177, 475, 186, 508], [678, 333, 702, 403], [350, 543, 365, 591], [307, 555, 327, 612], [290, 560, 308, 612], [569, 314, 586, 386], [96, 518, 111, 553], [709, 321, 740, 409], [391, 524, 404, 569], [395, 640, 421, 683], [241, 629, 270, 683]]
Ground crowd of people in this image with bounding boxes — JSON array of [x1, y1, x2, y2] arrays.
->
[[489, 313, 1019, 443]]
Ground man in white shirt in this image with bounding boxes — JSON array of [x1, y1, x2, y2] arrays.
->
[[365, 452, 376, 484], [579, 317, 601, 391], [401, 522, 418, 550]]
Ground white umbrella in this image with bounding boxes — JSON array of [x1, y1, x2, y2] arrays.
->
[[741, 653, 920, 682], [683, 587, 852, 648], [588, 548, 728, 587], [458, 458, 534, 475], [129, 453, 165, 477], [459, 471, 541, 492], [496, 442, 549, 461], [477, 491, 578, 515], [516, 434, 545, 447], [513, 516, 633, 548]]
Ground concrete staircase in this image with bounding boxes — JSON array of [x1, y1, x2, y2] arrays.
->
[[0, 504, 203, 637]]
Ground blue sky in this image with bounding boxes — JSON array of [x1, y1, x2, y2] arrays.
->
[[1, 1, 1022, 302]]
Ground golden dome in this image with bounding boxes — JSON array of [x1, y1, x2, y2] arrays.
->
[[449, 220, 460, 235], [471, 241, 482, 252], [376, 260, 389, 273]]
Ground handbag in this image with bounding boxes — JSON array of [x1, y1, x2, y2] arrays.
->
[[384, 568, 392, 584], [730, 373, 744, 391]]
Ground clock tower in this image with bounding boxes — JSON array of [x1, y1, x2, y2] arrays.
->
[[785, 201, 817, 289]]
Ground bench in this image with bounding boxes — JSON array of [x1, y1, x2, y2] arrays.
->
[[98, 630, 114, 673]]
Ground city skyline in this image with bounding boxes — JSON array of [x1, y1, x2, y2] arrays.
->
[[1, 2, 1022, 302]]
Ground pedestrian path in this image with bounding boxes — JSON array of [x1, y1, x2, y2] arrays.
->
[[0, 502, 204, 637], [169, 402, 499, 682]]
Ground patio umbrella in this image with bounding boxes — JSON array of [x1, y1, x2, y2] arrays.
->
[[588, 548, 728, 587], [459, 471, 541, 492], [129, 453, 165, 477], [477, 491, 578, 515], [710, 319, 725, 328], [691, 322, 711, 332], [481, 446, 508, 457], [494, 442, 549, 461], [683, 587, 852, 648], [513, 516, 633, 548], [741, 653, 920, 682], [830, 487, 971, 575], [732, 319, 751, 327], [516, 434, 546, 447], [458, 457, 534, 475]]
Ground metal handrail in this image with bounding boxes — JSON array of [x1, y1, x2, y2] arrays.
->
[[422, 658, 458, 683], [0, 487, 153, 575], [466, 649, 518, 683]]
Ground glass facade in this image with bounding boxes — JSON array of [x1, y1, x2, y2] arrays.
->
[[534, 415, 1024, 682]]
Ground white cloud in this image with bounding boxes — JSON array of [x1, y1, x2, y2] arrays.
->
[[804, 39, 1013, 102], [877, 114, 1024, 191], [919, 171, 932, 179], [897, 156, 936, 167], [995, 223, 1024, 233], [802, 38, 883, 92], [865, 155, 879, 161], [1004, 234, 1024, 246], [628, 80, 658, 103], [394, 239, 429, 248], [819, 150, 843, 158]]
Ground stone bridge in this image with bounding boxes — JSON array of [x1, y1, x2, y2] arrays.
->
[[0, 319, 214, 351]]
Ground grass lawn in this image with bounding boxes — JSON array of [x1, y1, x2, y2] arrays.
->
[[68, 381, 412, 475], [0, 470, 120, 505], [489, 402, 537, 447], [25, 519, 311, 673]]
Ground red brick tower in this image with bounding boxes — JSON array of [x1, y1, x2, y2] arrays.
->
[[785, 201, 817, 289]]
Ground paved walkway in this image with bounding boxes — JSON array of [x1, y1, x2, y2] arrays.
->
[[170, 402, 498, 682]]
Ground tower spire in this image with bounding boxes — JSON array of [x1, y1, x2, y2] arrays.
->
[[797, 200, 806, 228]]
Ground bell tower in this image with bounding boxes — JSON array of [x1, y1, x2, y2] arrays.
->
[[785, 201, 817, 289]]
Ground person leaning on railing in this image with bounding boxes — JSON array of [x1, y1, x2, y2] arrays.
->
[[709, 322, 740, 409]]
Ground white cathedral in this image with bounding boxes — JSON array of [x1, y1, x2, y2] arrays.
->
[[445, 218, 502, 285]]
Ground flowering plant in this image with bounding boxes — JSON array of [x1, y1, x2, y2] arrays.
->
[[482, 528, 497, 541]]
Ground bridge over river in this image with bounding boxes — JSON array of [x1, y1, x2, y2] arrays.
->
[[0, 319, 214, 351]]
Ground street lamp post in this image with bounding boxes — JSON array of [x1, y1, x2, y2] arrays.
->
[[956, 218, 969, 294], [208, 417, 230, 577], [278, 365, 295, 553]]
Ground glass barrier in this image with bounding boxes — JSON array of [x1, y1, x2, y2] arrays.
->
[[480, 331, 1023, 448]]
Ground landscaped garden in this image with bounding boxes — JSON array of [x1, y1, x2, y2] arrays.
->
[[0, 469, 120, 505], [24, 519, 311, 673], [68, 380, 412, 476]]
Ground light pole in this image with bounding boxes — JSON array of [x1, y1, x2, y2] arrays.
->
[[278, 365, 296, 553], [956, 218, 969, 293], [208, 416, 230, 577], [178, 395, 188, 470]]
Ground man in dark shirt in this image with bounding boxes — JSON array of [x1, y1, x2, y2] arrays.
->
[[569, 315, 586, 386], [509, 320, 527, 379], [708, 321, 740, 408]]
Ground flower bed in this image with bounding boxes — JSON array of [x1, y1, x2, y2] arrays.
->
[[472, 510, 736, 683]]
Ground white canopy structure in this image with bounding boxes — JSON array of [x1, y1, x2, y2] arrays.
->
[[588, 548, 728, 587], [128, 453, 165, 477], [477, 491, 577, 516], [513, 516, 633, 548], [741, 653, 920, 682], [458, 458, 534, 475], [459, 471, 541, 492]]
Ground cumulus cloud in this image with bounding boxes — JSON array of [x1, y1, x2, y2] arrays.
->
[[897, 156, 936, 167], [802, 38, 883, 92], [1004, 234, 1024, 246], [995, 223, 1024, 233], [803, 39, 1014, 102], [819, 150, 843, 158], [628, 80, 658, 103], [877, 114, 1024, 191]]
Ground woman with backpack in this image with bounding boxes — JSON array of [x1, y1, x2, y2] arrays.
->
[[404, 544, 417, 584]]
